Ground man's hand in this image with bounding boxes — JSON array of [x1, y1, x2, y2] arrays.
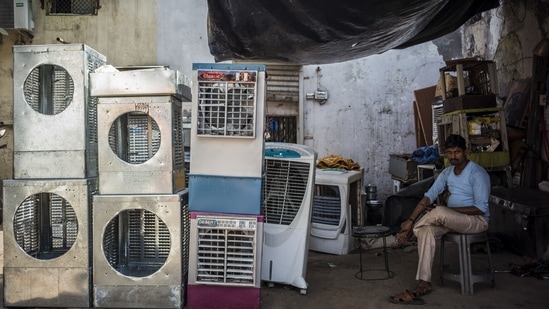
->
[[400, 218, 413, 231]]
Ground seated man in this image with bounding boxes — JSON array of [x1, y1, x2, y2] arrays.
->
[[389, 134, 490, 305]]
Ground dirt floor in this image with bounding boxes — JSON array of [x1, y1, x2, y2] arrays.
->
[[0, 232, 547, 309]]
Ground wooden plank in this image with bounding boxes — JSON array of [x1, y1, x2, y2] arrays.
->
[[413, 85, 436, 147]]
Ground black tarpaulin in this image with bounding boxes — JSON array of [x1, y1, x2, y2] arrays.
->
[[206, 0, 500, 64]]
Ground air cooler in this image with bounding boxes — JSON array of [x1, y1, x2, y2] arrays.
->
[[189, 63, 266, 215], [3, 178, 97, 307], [309, 168, 363, 255], [187, 212, 264, 309], [92, 190, 189, 308], [12, 44, 106, 179], [96, 96, 186, 194], [261, 142, 317, 294]]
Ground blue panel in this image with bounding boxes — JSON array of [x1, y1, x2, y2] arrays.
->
[[188, 174, 262, 215], [264, 148, 301, 158], [192, 63, 266, 71]]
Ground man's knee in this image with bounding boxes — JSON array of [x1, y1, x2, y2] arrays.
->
[[413, 225, 436, 239]]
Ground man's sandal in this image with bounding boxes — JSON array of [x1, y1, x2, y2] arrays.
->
[[388, 290, 425, 305]]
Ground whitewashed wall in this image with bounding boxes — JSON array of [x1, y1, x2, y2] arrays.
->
[[301, 45, 445, 200]]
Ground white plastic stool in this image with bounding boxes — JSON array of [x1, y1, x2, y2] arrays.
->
[[439, 232, 495, 295]]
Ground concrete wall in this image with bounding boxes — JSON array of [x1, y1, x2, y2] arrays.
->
[[0, 29, 33, 185], [2, 0, 547, 201], [31, 0, 158, 66], [300, 45, 444, 194]]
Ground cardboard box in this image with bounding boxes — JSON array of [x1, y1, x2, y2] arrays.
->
[[388, 154, 418, 181], [442, 95, 497, 113]]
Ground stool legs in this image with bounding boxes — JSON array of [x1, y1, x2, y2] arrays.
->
[[382, 236, 391, 278], [355, 234, 394, 280], [439, 232, 495, 295]]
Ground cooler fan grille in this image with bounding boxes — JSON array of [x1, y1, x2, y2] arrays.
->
[[197, 80, 257, 137], [312, 185, 342, 226], [195, 216, 258, 285], [262, 159, 310, 225], [13, 193, 78, 259]]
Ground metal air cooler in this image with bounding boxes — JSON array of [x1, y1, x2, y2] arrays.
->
[[2, 178, 97, 307], [187, 212, 264, 309], [96, 96, 185, 194], [188, 63, 266, 214], [13, 44, 106, 179], [92, 189, 190, 308]]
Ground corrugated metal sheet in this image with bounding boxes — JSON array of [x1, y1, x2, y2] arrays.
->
[[266, 64, 300, 102]]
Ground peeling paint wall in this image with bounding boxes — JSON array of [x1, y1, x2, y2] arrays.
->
[[301, 44, 444, 200]]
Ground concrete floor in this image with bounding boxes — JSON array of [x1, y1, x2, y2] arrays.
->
[[0, 232, 547, 309], [260, 237, 549, 309]]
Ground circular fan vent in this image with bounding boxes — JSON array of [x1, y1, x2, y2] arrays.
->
[[23, 64, 74, 115], [102, 209, 171, 277], [108, 112, 161, 164], [14, 192, 78, 260]]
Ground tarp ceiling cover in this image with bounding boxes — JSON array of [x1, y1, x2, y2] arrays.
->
[[207, 0, 500, 64]]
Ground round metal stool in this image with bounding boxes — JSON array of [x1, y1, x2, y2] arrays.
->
[[353, 225, 394, 280]]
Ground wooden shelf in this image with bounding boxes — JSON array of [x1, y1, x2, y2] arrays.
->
[[437, 107, 510, 168]]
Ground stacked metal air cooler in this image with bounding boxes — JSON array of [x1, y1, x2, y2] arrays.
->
[[4, 44, 106, 307], [186, 63, 267, 309], [89, 66, 191, 308]]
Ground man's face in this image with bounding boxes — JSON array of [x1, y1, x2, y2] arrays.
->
[[445, 146, 467, 165]]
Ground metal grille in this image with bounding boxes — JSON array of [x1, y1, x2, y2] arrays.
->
[[173, 107, 185, 168], [184, 155, 190, 188], [23, 65, 74, 115], [86, 52, 105, 144], [181, 200, 190, 276], [13, 193, 78, 260], [108, 112, 161, 164], [264, 116, 297, 143], [195, 216, 258, 285], [127, 210, 170, 260], [49, 0, 98, 15], [312, 185, 341, 226], [102, 209, 170, 277], [262, 159, 310, 225], [102, 210, 119, 267], [196, 72, 257, 137]]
